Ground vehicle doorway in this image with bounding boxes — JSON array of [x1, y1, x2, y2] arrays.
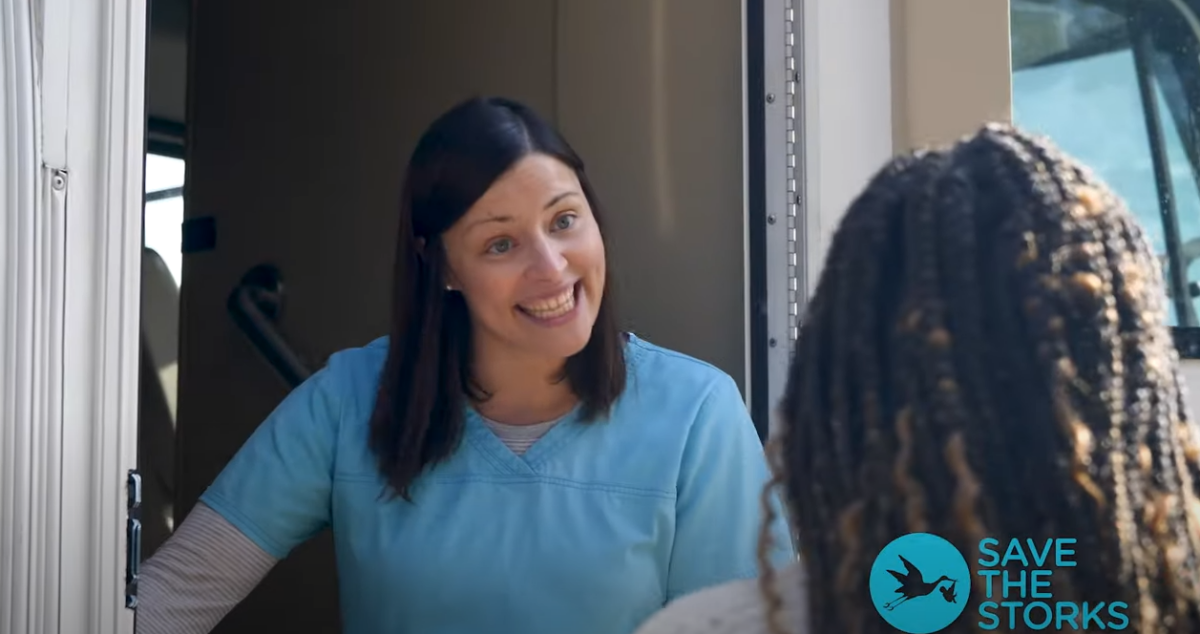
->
[[138, 1, 757, 632]]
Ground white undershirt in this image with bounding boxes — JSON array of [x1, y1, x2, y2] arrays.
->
[[479, 415, 560, 455]]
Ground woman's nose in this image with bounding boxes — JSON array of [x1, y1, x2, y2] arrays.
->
[[525, 237, 568, 280]]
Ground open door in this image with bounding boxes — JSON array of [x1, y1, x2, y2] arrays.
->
[[1, 0, 146, 632]]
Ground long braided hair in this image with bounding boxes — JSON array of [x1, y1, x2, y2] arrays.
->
[[756, 124, 1200, 634]]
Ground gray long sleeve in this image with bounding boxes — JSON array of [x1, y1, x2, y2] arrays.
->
[[135, 502, 278, 634]]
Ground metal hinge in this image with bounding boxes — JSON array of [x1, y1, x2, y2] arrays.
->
[[125, 470, 142, 609], [784, 0, 801, 345]]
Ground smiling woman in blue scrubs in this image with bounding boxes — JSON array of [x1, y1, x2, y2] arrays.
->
[[135, 96, 795, 634]]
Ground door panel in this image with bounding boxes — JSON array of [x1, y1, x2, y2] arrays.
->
[[556, 0, 747, 389]]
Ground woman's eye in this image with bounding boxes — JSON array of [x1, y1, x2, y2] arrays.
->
[[487, 238, 513, 255], [553, 214, 576, 231]]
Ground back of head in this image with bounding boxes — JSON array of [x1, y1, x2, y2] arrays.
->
[[774, 124, 1200, 633]]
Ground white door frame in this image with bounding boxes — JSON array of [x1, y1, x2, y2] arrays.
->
[[747, 0, 894, 437], [1, 0, 146, 632]]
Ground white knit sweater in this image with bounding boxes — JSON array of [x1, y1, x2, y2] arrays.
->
[[632, 560, 810, 634]]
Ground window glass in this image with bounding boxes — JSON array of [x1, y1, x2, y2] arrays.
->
[[144, 153, 185, 286], [1011, 0, 1200, 326]]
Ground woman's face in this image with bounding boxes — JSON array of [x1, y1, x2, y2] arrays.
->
[[441, 153, 607, 363]]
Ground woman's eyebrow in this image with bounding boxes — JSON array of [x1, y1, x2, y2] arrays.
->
[[466, 214, 513, 232], [544, 191, 579, 209], [466, 191, 579, 233]]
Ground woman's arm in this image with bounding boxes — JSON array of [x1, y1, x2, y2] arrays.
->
[[665, 374, 797, 602], [136, 358, 346, 631], [136, 503, 277, 634]]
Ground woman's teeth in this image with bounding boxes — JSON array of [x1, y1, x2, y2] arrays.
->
[[520, 287, 576, 319]]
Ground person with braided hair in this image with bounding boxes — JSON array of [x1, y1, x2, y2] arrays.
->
[[633, 123, 1200, 634]]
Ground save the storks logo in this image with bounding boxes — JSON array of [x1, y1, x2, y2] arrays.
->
[[869, 533, 971, 634], [868, 532, 1130, 633]]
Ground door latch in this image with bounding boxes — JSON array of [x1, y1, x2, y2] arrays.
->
[[125, 470, 142, 609]]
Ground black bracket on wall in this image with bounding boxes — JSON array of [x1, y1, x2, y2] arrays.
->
[[124, 470, 142, 610]]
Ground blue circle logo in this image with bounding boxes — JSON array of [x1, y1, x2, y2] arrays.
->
[[869, 533, 971, 634]]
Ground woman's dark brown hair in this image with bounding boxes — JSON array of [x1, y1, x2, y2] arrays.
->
[[369, 96, 626, 501], [757, 124, 1200, 634]]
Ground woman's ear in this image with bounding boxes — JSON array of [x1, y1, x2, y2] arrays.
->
[[444, 269, 461, 292]]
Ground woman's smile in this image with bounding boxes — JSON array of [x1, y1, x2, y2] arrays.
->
[[517, 281, 581, 325]]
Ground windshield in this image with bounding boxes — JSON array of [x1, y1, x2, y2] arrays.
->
[[1011, 0, 1200, 327]]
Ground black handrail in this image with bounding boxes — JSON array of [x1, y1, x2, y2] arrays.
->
[[145, 187, 183, 203], [226, 264, 311, 389]]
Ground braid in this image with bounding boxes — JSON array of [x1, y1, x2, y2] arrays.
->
[[763, 123, 1200, 633], [757, 436, 788, 634]]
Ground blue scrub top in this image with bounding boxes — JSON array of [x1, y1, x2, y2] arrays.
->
[[201, 334, 796, 634]]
